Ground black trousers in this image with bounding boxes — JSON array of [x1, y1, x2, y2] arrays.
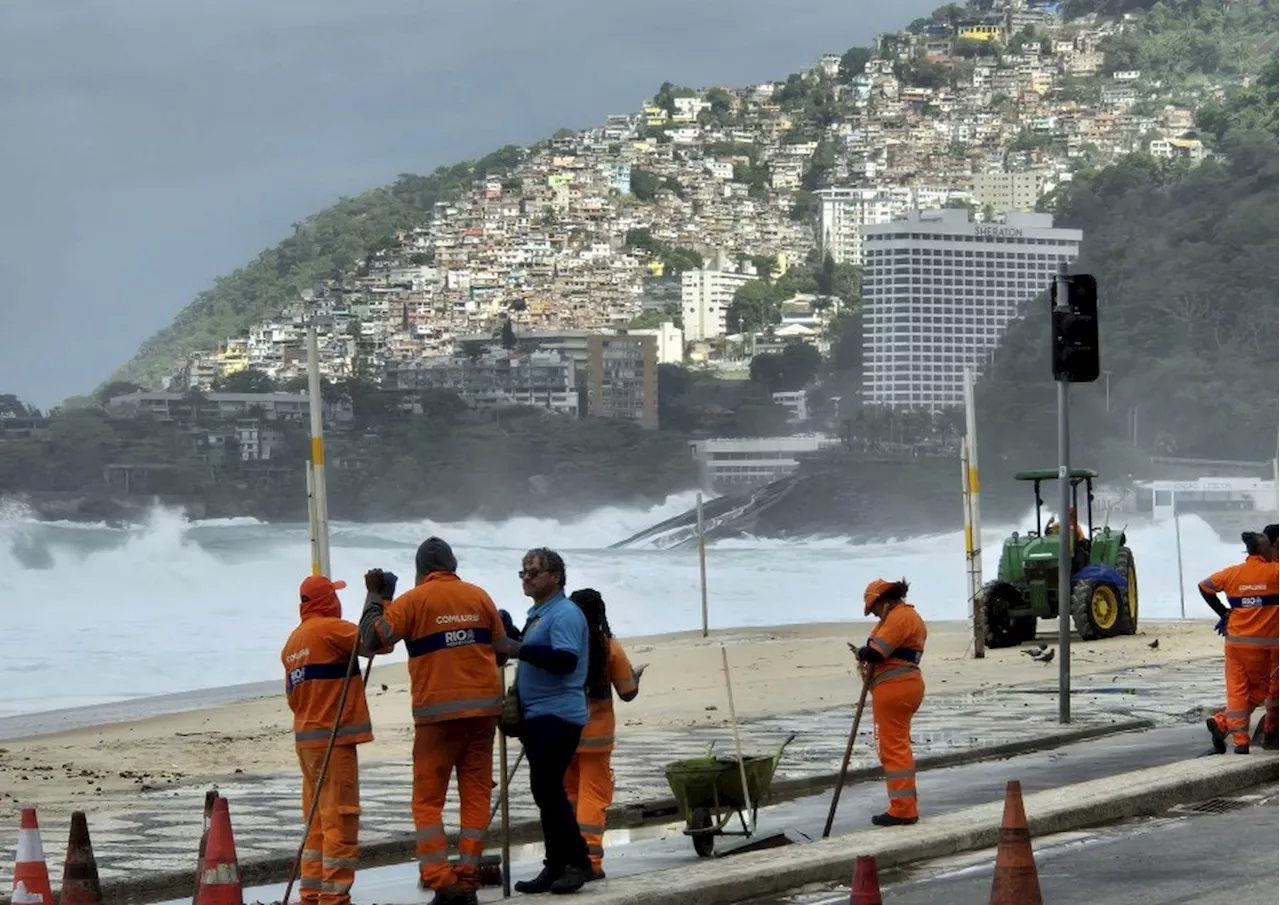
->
[[522, 715, 591, 872]]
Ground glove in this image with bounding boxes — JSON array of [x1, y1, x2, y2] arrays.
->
[[364, 569, 398, 601], [499, 608, 522, 641], [1214, 615, 1227, 636]]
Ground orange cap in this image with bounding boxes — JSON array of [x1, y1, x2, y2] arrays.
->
[[300, 575, 347, 603], [863, 578, 907, 616]]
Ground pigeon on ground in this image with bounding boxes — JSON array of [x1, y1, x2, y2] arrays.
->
[[1148, 639, 1159, 649], [1022, 645, 1045, 657], [1032, 647, 1056, 664]]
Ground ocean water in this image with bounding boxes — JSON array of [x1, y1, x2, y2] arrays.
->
[[0, 492, 1239, 719]]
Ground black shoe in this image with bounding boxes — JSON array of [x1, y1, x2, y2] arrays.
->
[[588, 867, 606, 882], [550, 864, 592, 895], [428, 886, 475, 905], [1235, 743, 1250, 754], [1206, 718, 1227, 755], [515, 865, 561, 895], [871, 812, 918, 827]]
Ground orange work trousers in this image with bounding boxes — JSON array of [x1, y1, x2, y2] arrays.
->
[[1211, 643, 1279, 748], [564, 751, 615, 873], [412, 716, 497, 893], [297, 744, 361, 905], [870, 671, 925, 819]]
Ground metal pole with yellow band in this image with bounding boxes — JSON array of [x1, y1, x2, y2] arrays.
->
[[306, 326, 332, 577], [963, 365, 985, 658]]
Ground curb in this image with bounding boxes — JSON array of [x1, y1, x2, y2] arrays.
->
[[9, 718, 1152, 905], [582, 754, 1280, 905]]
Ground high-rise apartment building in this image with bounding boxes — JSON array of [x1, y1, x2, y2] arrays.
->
[[586, 333, 659, 429], [969, 171, 1045, 213], [861, 209, 1082, 409], [680, 260, 755, 341]]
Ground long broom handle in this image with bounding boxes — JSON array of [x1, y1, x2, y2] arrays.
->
[[281, 644, 374, 905], [823, 674, 870, 839], [720, 645, 754, 834]]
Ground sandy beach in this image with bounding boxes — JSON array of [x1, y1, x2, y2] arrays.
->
[[0, 619, 1222, 825]]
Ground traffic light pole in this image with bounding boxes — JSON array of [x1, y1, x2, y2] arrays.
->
[[1055, 265, 1072, 725]]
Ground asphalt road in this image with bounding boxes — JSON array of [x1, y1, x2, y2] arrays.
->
[[746, 785, 1280, 905], [147, 722, 1246, 905]]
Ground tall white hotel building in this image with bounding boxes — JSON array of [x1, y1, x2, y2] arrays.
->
[[860, 208, 1083, 409]]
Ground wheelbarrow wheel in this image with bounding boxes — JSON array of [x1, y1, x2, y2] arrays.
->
[[690, 808, 715, 858]]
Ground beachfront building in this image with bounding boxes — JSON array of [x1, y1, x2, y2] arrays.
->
[[860, 208, 1083, 409], [689, 434, 843, 490]]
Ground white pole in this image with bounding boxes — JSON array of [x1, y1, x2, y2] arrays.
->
[[1173, 493, 1186, 619], [306, 326, 332, 577], [720, 645, 754, 834], [697, 491, 709, 638], [306, 463, 320, 576], [963, 365, 985, 658], [960, 440, 979, 656]]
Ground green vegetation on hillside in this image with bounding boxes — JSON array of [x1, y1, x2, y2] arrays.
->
[[107, 147, 528, 391], [977, 57, 1278, 471]]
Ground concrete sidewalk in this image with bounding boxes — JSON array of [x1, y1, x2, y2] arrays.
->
[[0, 658, 1228, 901]]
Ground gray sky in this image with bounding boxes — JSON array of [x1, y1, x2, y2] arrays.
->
[[0, 0, 934, 409]]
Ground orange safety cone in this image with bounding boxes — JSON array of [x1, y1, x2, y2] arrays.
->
[[195, 797, 242, 905], [59, 811, 104, 905], [10, 808, 54, 905], [849, 854, 884, 905], [192, 790, 221, 905], [988, 780, 1043, 905]]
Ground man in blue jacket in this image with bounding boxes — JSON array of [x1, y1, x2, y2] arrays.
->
[[507, 547, 592, 895]]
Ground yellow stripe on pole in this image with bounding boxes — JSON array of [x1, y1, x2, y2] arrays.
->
[[964, 524, 974, 555], [312, 558, 322, 577], [311, 437, 325, 466], [968, 467, 980, 495]]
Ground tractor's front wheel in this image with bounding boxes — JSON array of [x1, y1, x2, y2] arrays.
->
[[1071, 579, 1130, 640]]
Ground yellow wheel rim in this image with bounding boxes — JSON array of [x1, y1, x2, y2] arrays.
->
[[1091, 586, 1119, 631], [1127, 565, 1138, 619]]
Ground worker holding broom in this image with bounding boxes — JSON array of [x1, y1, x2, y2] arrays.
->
[[281, 574, 374, 905], [359, 538, 512, 905], [850, 578, 927, 827], [565, 588, 647, 880]]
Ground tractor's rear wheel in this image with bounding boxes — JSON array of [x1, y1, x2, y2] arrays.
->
[[982, 582, 1027, 649], [1071, 579, 1130, 640], [1115, 546, 1139, 635]]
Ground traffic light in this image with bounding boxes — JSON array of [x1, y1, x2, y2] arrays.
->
[[1050, 273, 1099, 383]]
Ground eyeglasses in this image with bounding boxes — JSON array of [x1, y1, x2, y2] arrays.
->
[[518, 568, 544, 580]]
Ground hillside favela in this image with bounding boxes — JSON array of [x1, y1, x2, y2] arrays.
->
[[0, 0, 1278, 902], [3, 0, 1275, 542]]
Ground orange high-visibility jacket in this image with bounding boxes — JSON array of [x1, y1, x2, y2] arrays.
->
[[366, 572, 507, 725], [865, 602, 928, 690], [1200, 555, 1279, 647], [578, 638, 639, 754], [282, 614, 374, 749]]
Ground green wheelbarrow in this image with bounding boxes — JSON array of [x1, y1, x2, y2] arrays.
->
[[662, 732, 797, 857]]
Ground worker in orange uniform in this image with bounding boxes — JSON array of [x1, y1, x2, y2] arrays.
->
[[1200, 529, 1279, 754], [850, 578, 927, 827], [564, 589, 647, 880], [281, 575, 374, 905], [358, 538, 513, 905]]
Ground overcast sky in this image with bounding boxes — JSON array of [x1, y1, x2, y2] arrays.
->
[[0, 0, 935, 408]]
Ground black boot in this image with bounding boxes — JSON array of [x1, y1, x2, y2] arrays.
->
[[1235, 743, 1250, 754], [1206, 718, 1227, 755], [515, 864, 561, 895], [871, 812, 918, 827], [428, 886, 476, 905], [550, 863, 592, 895]]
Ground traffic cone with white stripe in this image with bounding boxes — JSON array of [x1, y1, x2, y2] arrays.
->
[[59, 811, 104, 905], [849, 854, 883, 905], [10, 808, 54, 905], [195, 797, 242, 905], [191, 790, 220, 905]]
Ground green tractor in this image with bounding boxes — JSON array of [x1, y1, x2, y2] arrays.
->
[[981, 468, 1138, 649]]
